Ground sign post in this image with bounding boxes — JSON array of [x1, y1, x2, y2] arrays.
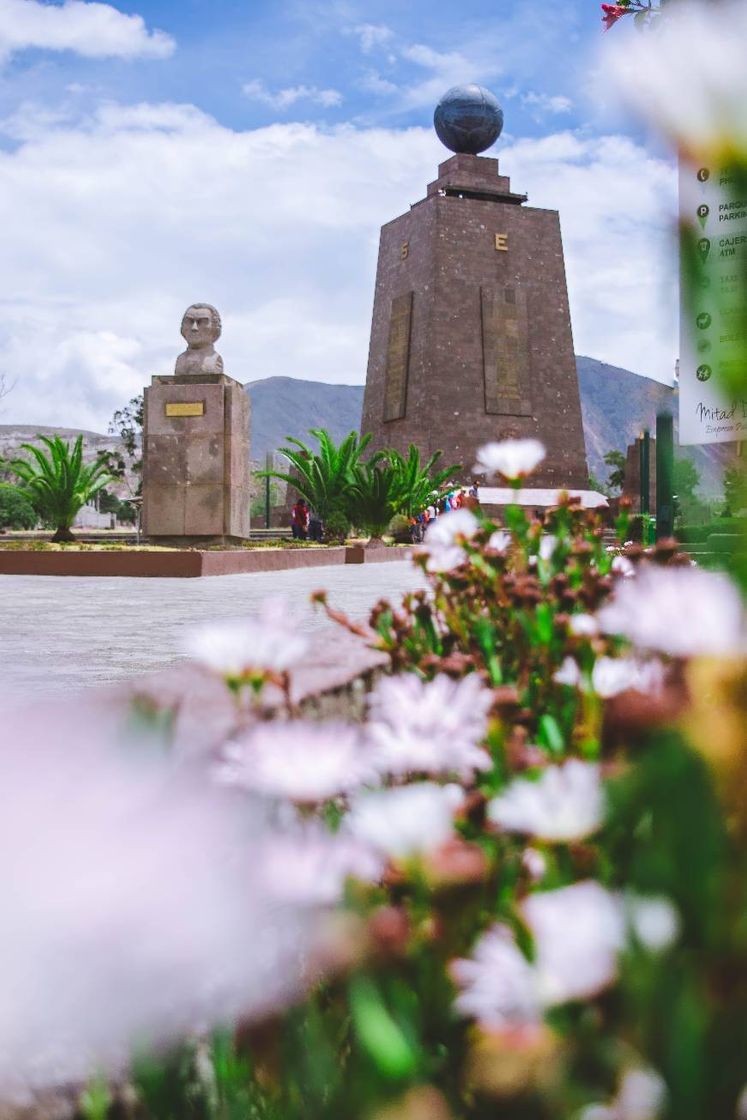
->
[[679, 162, 747, 445]]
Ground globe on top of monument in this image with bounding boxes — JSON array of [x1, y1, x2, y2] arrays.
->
[[175, 303, 224, 376], [433, 85, 504, 155]]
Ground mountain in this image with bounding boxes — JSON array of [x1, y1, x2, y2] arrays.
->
[[0, 359, 729, 497], [245, 377, 364, 463], [576, 356, 729, 496], [576, 356, 674, 484], [247, 361, 726, 495]]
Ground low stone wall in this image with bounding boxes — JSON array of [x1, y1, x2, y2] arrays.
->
[[0, 545, 412, 578]]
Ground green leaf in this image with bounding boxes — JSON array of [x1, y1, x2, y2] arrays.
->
[[349, 975, 418, 1081], [538, 713, 565, 757]]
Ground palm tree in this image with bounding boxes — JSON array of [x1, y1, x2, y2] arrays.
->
[[388, 445, 461, 517], [347, 459, 400, 546], [261, 429, 372, 524], [11, 435, 113, 542]]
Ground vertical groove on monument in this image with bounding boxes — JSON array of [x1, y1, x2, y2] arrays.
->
[[361, 86, 588, 488]]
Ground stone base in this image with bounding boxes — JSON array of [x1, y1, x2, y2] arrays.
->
[[145, 535, 250, 549], [0, 545, 412, 578], [142, 373, 252, 539]]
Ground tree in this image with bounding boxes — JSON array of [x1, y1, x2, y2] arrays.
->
[[723, 465, 746, 516], [603, 449, 627, 493], [347, 459, 400, 545], [10, 435, 113, 542], [262, 429, 372, 523], [673, 456, 700, 503], [386, 445, 460, 517], [0, 483, 36, 530], [98, 394, 144, 497]]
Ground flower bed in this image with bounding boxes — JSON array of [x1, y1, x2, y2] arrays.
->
[[2, 440, 746, 1119]]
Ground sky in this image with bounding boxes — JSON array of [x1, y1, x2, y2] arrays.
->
[[0, 0, 678, 432]]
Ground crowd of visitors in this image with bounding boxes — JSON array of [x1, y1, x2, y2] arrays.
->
[[290, 482, 479, 544], [408, 482, 479, 543]]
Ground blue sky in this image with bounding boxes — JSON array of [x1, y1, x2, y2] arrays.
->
[[0, 0, 676, 430]]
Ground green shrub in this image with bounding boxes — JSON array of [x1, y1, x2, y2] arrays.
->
[[0, 483, 37, 530], [388, 513, 413, 543], [677, 518, 747, 544], [324, 509, 350, 543]]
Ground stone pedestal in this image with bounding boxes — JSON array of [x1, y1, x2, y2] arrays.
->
[[142, 372, 251, 544], [361, 153, 588, 487]]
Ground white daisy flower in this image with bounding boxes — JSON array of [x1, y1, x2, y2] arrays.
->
[[420, 508, 480, 572], [591, 654, 649, 698], [488, 529, 511, 553], [487, 761, 604, 842], [625, 894, 680, 954], [554, 656, 582, 688], [523, 881, 625, 1005], [367, 673, 492, 778], [597, 566, 747, 658], [344, 783, 462, 860], [615, 1067, 668, 1120], [569, 613, 599, 637], [452, 925, 540, 1029], [539, 533, 558, 562], [184, 597, 309, 680], [259, 825, 383, 907], [453, 881, 625, 1027], [215, 721, 376, 803], [611, 555, 635, 579], [473, 438, 546, 481]]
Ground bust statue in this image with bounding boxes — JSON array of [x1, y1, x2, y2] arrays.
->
[[175, 303, 224, 376]]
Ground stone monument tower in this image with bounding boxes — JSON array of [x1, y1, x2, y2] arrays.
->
[[361, 85, 588, 488], [142, 304, 251, 543]]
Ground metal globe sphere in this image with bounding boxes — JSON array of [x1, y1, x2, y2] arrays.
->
[[433, 85, 504, 155]]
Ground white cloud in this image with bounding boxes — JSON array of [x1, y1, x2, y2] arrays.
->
[[0, 101, 676, 434], [502, 131, 677, 382], [0, 0, 174, 63], [243, 79, 342, 110], [359, 70, 399, 97], [352, 23, 394, 53], [521, 91, 573, 115]]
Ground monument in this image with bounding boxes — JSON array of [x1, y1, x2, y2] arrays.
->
[[361, 85, 588, 488], [142, 304, 252, 543]]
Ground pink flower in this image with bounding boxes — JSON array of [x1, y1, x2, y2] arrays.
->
[[601, 4, 629, 32]]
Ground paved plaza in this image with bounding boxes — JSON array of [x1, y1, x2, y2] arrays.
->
[[0, 562, 424, 698]]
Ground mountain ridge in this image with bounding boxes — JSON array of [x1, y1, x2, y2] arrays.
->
[[0, 358, 727, 496]]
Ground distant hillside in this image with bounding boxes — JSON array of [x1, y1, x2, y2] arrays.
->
[[247, 360, 726, 496], [1, 359, 730, 498], [576, 356, 674, 482], [0, 424, 120, 461], [576, 356, 727, 496], [246, 377, 364, 462]]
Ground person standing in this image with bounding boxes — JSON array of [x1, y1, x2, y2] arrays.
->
[[291, 498, 309, 540]]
